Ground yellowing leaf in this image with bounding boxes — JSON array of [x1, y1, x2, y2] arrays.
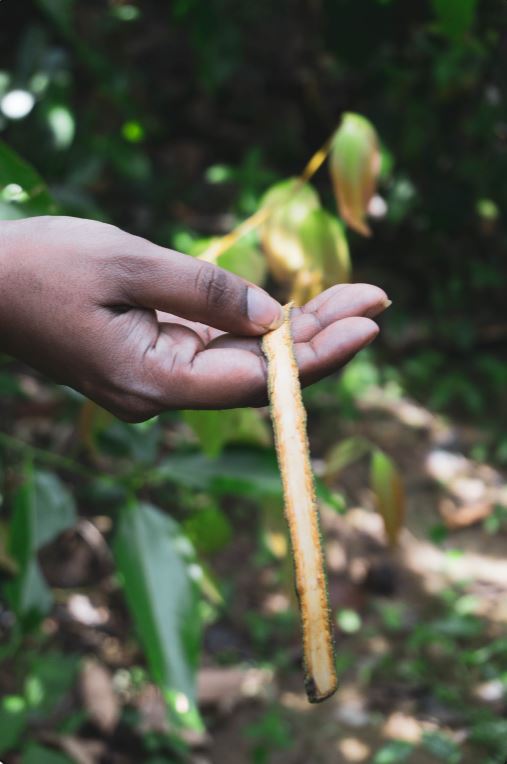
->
[[370, 450, 406, 546], [260, 179, 321, 283], [194, 237, 267, 286], [329, 113, 380, 237]]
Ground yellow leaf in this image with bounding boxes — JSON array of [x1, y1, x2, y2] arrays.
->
[[329, 113, 380, 237], [370, 450, 406, 546], [260, 179, 320, 283]]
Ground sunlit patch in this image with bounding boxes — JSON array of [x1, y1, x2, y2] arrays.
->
[[368, 194, 388, 219], [122, 120, 144, 143], [337, 737, 370, 762], [1, 183, 29, 203], [174, 691, 190, 714], [1, 89, 35, 119], [3, 695, 25, 713], [67, 593, 108, 626], [47, 105, 75, 149], [112, 4, 140, 21], [187, 562, 203, 581], [473, 679, 504, 703]]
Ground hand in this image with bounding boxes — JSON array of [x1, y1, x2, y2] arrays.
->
[[0, 216, 389, 421]]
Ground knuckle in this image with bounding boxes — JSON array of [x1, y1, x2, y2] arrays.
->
[[111, 395, 160, 423], [195, 262, 232, 311]]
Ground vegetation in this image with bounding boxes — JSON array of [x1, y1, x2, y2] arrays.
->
[[1, 1, 507, 762]]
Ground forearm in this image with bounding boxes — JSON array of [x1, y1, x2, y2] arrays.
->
[[0, 219, 31, 356], [0, 220, 15, 350]]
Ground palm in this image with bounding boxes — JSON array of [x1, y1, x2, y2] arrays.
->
[[139, 283, 386, 409]]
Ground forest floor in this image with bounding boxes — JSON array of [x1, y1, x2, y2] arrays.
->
[[4, 373, 506, 764]]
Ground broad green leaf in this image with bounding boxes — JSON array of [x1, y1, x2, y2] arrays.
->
[[192, 237, 267, 286], [431, 0, 477, 40], [373, 740, 414, 764], [370, 450, 406, 546], [7, 468, 77, 623], [183, 408, 271, 457], [324, 437, 371, 479], [184, 505, 232, 554], [0, 696, 28, 755], [114, 502, 203, 731], [24, 651, 79, 716], [260, 178, 320, 282], [217, 241, 267, 286], [154, 448, 344, 511], [300, 209, 350, 281], [35, 0, 75, 35], [292, 208, 351, 302], [329, 113, 380, 236], [23, 744, 72, 764], [0, 141, 56, 219]]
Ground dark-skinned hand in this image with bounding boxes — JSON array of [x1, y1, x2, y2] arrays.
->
[[0, 216, 389, 421]]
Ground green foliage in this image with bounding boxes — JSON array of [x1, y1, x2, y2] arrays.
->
[[7, 468, 77, 625], [431, 0, 477, 40], [0, 141, 56, 218], [370, 450, 406, 547], [373, 741, 414, 764], [23, 744, 73, 764], [114, 502, 203, 731], [183, 408, 271, 458], [0, 1, 506, 760]]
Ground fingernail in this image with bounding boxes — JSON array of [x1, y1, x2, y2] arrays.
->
[[365, 296, 392, 318], [247, 288, 284, 330]]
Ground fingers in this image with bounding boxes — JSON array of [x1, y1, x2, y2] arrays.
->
[[294, 316, 378, 387], [292, 282, 389, 342], [113, 234, 283, 336], [207, 282, 389, 354], [147, 314, 378, 410]]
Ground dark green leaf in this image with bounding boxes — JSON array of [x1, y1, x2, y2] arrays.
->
[[0, 696, 28, 755], [114, 502, 203, 730], [23, 743, 73, 764], [183, 409, 270, 458], [432, 0, 477, 40], [35, 0, 75, 35], [0, 141, 57, 219], [155, 448, 342, 510], [7, 468, 77, 623]]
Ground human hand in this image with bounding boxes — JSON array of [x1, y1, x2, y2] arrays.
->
[[0, 216, 389, 421]]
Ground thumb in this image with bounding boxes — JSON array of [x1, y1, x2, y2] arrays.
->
[[117, 235, 283, 336]]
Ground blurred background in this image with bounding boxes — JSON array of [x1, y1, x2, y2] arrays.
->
[[1, 1, 507, 762]]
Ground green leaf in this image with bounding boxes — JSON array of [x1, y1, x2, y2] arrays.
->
[[184, 505, 232, 554], [260, 178, 321, 282], [24, 651, 79, 716], [35, 0, 75, 36], [154, 448, 344, 511], [114, 502, 203, 731], [0, 696, 28, 755], [324, 437, 371, 479], [7, 468, 77, 623], [431, 0, 477, 40], [329, 113, 380, 236], [0, 141, 57, 219], [189, 237, 267, 286], [373, 740, 414, 764], [183, 408, 271, 457], [370, 450, 406, 546], [299, 208, 351, 285], [23, 743, 73, 764]]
